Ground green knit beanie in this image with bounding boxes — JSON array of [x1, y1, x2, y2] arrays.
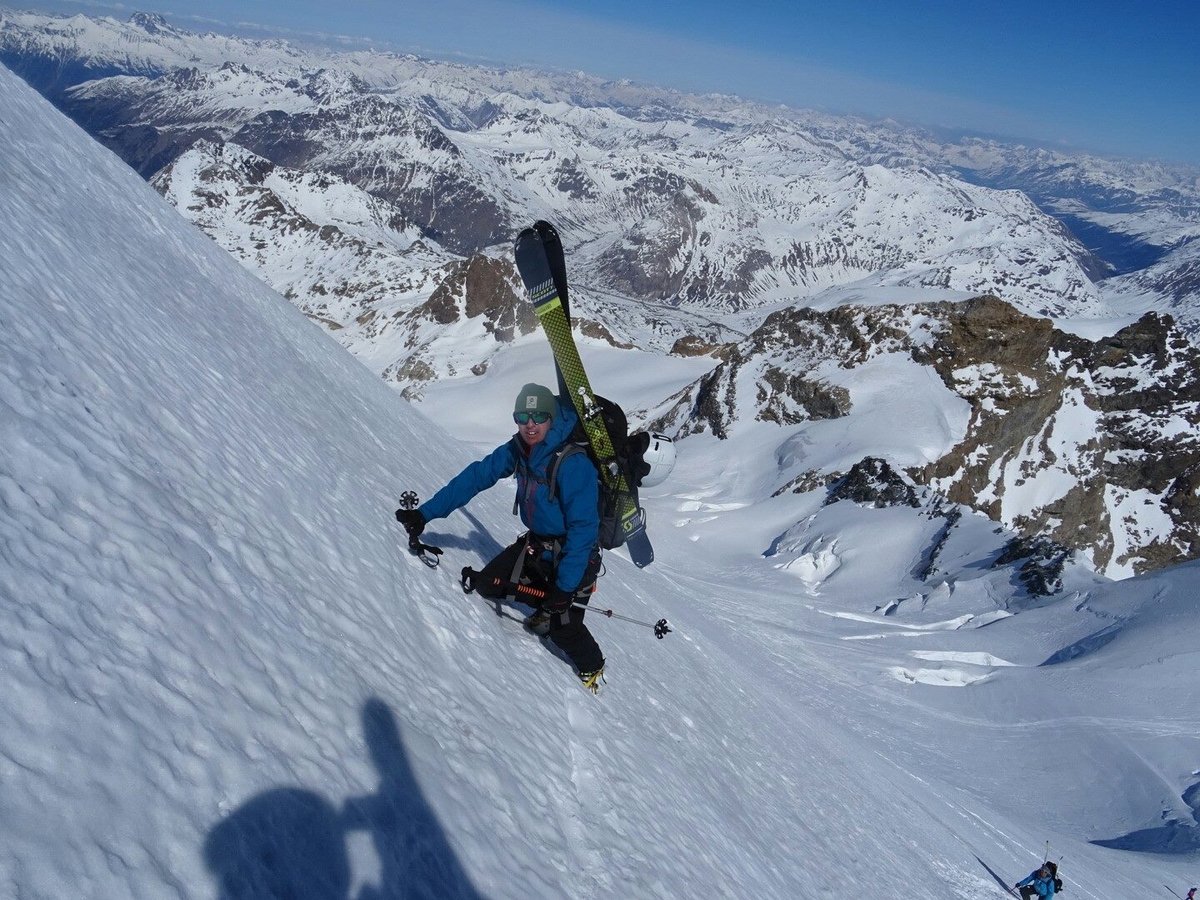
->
[[513, 383, 558, 418]]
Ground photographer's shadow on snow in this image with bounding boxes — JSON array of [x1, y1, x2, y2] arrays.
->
[[204, 697, 483, 899]]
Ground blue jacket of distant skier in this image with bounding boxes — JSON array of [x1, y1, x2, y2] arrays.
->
[[1016, 870, 1056, 898], [419, 402, 600, 592]]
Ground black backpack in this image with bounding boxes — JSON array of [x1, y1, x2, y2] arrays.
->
[[1045, 861, 1063, 892], [543, 396, 650, 550]]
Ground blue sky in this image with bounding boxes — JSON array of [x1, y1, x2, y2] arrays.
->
[[27, 0, 1200, 164]]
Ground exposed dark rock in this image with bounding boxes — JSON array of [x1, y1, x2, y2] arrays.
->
[[671, 335, 721, 357], [917, 504, 962, 582], [773, 469, 839, 497], [826, 457, 920, 509], [757, 368, 850, 425], [993, 536, 1071, 596], [577, 319, 634, 349], [687, 364, 736, 439], [421, 256, 533, 339]]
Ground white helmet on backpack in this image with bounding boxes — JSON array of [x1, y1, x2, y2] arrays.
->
[[638, 433, 676, 488]]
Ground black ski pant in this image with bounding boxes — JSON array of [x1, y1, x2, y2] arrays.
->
[[476, 536, 604, 674]]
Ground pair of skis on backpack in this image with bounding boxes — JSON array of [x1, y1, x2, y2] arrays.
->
[[513, 221, 656, 569]]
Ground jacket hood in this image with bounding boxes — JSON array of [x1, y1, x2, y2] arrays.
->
[[545, 402, 580, 449], [516, 399, 579, 458]]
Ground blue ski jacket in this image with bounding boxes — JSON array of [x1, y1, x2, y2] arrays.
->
[[418, 403, 600, 592], [1016, 871, 1056, 898]]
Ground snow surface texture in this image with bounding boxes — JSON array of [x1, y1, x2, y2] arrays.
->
[[2, 64, 1199, 899]]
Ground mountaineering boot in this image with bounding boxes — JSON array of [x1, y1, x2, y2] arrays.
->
[[578, 664, 605, 694], [523, 608, 552, 636]]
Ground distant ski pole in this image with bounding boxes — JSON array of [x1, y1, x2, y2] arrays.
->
[[460, 568, 672, 639], [397, 491, 442, 567]]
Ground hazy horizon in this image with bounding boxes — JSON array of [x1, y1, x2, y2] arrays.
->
[[10, 0, 1200, 167]]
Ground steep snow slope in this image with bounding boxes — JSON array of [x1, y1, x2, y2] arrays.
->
[[2, 63, 1197, 900]]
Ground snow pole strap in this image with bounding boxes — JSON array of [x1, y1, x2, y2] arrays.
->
[[458, 569, 671, 639], [409, 535, 443, 567], [397, 492, 442, 567]]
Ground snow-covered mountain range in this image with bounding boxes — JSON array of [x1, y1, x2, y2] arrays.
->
[[5, 9, 1197, 316], [3, 8, 1200, 579], [4, 54, 1199, 900]]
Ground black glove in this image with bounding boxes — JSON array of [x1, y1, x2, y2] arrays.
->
[[546, 585, 574, 615], [460, 567, 478, 594], [395, 507, 426, 539]]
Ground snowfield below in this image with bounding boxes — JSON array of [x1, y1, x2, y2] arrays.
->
[[2, 64, 1198, 899]]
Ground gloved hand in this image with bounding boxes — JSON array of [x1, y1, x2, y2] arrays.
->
[[460, 567, 477, 593], [395, 507, 426, 539], [546, 585, 575, 615]]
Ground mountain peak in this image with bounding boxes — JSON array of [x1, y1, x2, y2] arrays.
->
[[128, 12, 174, 34]]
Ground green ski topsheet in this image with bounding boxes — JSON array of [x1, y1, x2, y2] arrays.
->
[[513, 228, 648, 549]]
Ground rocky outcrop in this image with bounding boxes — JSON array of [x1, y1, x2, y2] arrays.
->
[[914, 300, 1200, 573], [420, 255, 534, 341], [648, 305, 859, 437], [657, 296, 1200, 576], [826, 458, 920, 509], [757, 367, 850, 426], [992, 537, 1073, 597], [670, 335, 725, 357]]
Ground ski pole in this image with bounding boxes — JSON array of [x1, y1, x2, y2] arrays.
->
[[583, 603, 673, 639], [460, 568, 672, 639], [397, 491, 442, 568]]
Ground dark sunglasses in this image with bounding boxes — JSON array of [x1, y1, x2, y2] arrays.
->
[[513, 410, 552, 425]]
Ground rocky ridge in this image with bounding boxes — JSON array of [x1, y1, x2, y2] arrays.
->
[[649, 297, 1200, 577]]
